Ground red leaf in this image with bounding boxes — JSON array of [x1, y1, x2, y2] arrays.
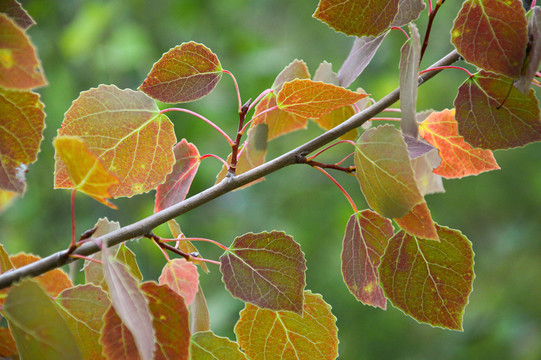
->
[[154, 139, 200, 213], [454, 71, 541, 149], [419, 109, 500, 178], [452, 0, 528, 78], [158, 258, 199, 306], [394, 202, 439, 241], [100, 305, 141, 360], [341, 210, 394, 309], [139, 42, 222, 103]]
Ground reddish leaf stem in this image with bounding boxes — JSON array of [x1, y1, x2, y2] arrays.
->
[[69, 254, 102, 264], [419, 65, 473, 78], [420, 0, 446, 62], [160, 108, 235, 146], [307, 140, 356, 161], [248, 88, 273, 113], [382, 107, 401, 113], [428, 0, 433, 13], [391, 26, 410, 40], [222, 69, 242, 112], [240, 105, 279, 134], [313, 166, 358, 213], [200, 154, 230, 169], [151, 235, 221, 265], [335, 152, 354, 166], [532, 0, 537, 9], [160, 236, 229, 251], [371, 117, 402, 122]]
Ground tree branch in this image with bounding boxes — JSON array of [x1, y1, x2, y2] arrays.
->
[[0, 50, 460, 290]]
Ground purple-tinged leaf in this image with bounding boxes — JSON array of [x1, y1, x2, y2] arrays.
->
[[154, 139, 200, 213], [313, 60, 339, 85], [190, 331, 246, 360], [392, 0, 426, 27], [220, 231, 306, 314], [158, 258, 199, 306], [452, 0, 528, 78], [84, 218, 120, 288], [516, 7, 541, 93], [190, 285, 210, 333], [103, 248, 154, 360], [411, 149, 445, 196], [341, 210, 394, 309], [403, 135, 435, 159], [338, 33, 388, 88], [0, 0, 35, 29], [399, 23, 421, 138], [379, 226, 475, 330], [454, 71, 541, 149], [272, 59, 310, 94], [313, 0, 400, 37], [139, 42, 222, 103]]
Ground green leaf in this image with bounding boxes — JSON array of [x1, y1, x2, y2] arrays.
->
[[341, 210, 394, 309], [54, 84, 176, 197], [399, 23, 421, 138], [235, 291, 338, 360], [354, 125, 424, 219], [452, 0, 528, 78], [454, 71, 541, 149], [159, 258, 200, 306], [56, 284, 111, 360], [313, 0, 400, 37], [220, 231, 306, 314], [190, 331, 246, 360], [115, 244, 143, 282], [0, 88, 45, 194], [379, 226, 475, 330], [3, 279, 83, 359], [139, 41, 222, 103]]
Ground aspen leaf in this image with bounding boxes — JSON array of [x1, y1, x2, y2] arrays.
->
[[379, 226, 475, 330], [252, 93, 307, 141], [190, 285, 210, 334], [0, 0, 36, 29], [0, 244, 13, 274], [452, 0, 528, 78], [272, 59, 310, 94], [190, 331, 246, 360], [235, 291, 338, 360], [100, 305, 141, 360], [0, 88, 45, 194], [0, 13, 46, 89], [220, 231, 306, 314], [516, 7, 541, 93], [55, 84, 176, 197], [54, 136, 119, 208], [394, 202, 439, 241], [0, 190, 17, 213], [313, 0, 400, 37], [277, 79, 367, 119], [454, 71, 541, 149], [391, 0, 426, 27], [338, 33, 387, 88], [419, 109, 500, 178], [139, 41, 222, 103], [411, 149, 445, 196], [0, 327, 17, 359], [154, 139, 200, 213], [313, 60, 339, 85], [158, 258, 199, 306], [84, 217, 121, 288], [399, 23, 421, 139], [341, 210, 394, 309], [354, 125, 424, 219]]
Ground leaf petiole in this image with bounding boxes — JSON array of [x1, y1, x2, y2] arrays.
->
[[222, 69, 242, 112], [419, 65, 473, 78], [313, 166, 358, 213], [307, 140, 356, 161], [200, 154, 230, 169]]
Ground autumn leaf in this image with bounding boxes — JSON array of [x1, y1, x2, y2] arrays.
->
[[0, 244, 13, 274], [313, 60, 339, 85], [100, 305, 142, 359], [341, 210, 394, 309], [220, 231, 306, 314], [235, 291, 338, 360], [516, 7, 541, 93], [399, 23, 421, 139], [139, 41, 222, 103], [0, 189, 17, 213], [314, 103, 358, 140], [191, 331, 247, 360], [419, 109, 500, 178], [158, 258, 199, 306], [277, 78, 367, 119], [394, 202, 439, 241], [272, 59, 310, 94], [0, 327, 17, 359], [0, 88, 45, 194], [391, 0, 426, 27], [0, 13, 46, 89], [313, 0, 400, 37], [454, 71, 541, 150], [54, 136, 119, 208], [154, 139, 200, 213], [452, 0, 528, 78], [411, 149, 445, 196], [354, 125, 424, 219], [0, 0, 36, 29], [167, 219, 209, 273], [55, 84, 176, 197], [379, 226, 475, 330]]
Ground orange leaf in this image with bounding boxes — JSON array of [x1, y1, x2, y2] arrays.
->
[[252, 93, 308, 141], [158, 258, 199, 306], [419, 109, 500, 178], [277, 79, 367, 119], [54, 136, 119, 208], [394, 202, 439, 241]]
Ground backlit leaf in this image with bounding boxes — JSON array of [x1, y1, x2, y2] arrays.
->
[[100, 305, 141, 360], [272, 59, 310, 94], [354, 125, 424, 219], [220, 231, 306, 314], [190, 285, 210, 334], [141, 282, 190, 360], [313, 60, 339, 85], [452, 0, 528, 78], [337, 33, 388, 88], [191, 331, 246, 360], [379, 226, 475, 330], [454, 71, 541, 149], [277, 79, 367, 119], [394, 202, 438, 241], [0, 0, 36, 29], [0, 327, 17, 359], [0, 13, 46, 89], [314, 104, 358, 140], [252, 93, 307, 141], [3, 279, 82, 359], [391, 0, 426, 27], [56, 284, 111, 360], [55, 84, 176, 197], [341, 210, 394, 309], [158, 258, 199, 306], [0, 189, 16, 213], [419, 109, 500, 178], [0, 88, 45, 194], [516, 7, 541, 93], [403, 135, 435, 159], [139, 42, 222, 103], [103, 250, 154, 360], [167, 219, 209, 273], [235, 291, 338, 360], [313, 0, 400, 37], [0, 244, 13, 274], [115, 244, 143, 282], [399, 23, 421, 138], [84, 217, 121, 288], [54, 136, 119, 208], [411, 149, 445, 196], [155, 139, 200, 213]]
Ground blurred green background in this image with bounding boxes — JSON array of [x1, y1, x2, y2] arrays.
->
[[2, 1, 541, 359]]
